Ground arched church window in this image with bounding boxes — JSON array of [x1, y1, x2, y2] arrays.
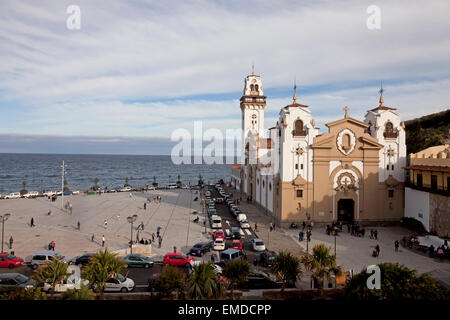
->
[[384, 121, 397, 138], [250, 84, 254, 92], [255, 84, 259, 92], [293, 119, 306, 136], [245, 143, 249, 165]]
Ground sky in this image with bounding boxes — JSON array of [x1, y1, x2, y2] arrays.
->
[[0, 0, 449, 154]]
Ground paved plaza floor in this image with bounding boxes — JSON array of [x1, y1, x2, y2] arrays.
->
[[1, 187, 449, 288]]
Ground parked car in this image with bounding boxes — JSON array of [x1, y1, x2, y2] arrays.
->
[[237, 213, 247, 222], [25, 251, 70, 270], [163, 253, 195, 267], [259, 250, 277, 268], [24, 191, 39, 198], [230, 240, 243, 251], [0, 273, 35, 292], [4, 192, 21, 199], [239, 272, 282, 289], [0, 253, 24, 269], [250, 239, 266, 252], [231, 227, 242, 239], [124, 254, 154, 268], [72, 253, 95, 267], [213, 230, 225, 240], [219, 248, 243, 265], [210, 215, 222, 229], [215, 197, 224, 204], [120, 186, 132, 192], [213, 238, 226, 251], [189, 242, 212, 256], [240, 220, 250, 229], [104, 274, 135, 292]]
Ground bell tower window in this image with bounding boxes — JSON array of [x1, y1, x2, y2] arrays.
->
[[292, 119, 306, 136], [383, 121, 397, 138]]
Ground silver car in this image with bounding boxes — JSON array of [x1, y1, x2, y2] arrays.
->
[[26, 251, 71, 269]]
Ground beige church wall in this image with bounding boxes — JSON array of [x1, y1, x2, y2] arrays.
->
[[278, 180, 314, 226]]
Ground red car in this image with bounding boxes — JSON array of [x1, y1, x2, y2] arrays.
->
[[213, 230, 225, 240], [0, 253, 24, 269], [230, 240, 243, 251], [163, 253, 195, 267]]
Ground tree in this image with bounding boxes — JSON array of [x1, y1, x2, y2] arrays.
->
[[301, 244, 341, 290], [63, 179, 69, 192], [32, 258, 70, 297], [271, 250, 303, 292], [187, 262, 223, 300], [61, 284, 95, 300], [124, 177, 130, 187], [93, 178, 100, 191], [345, 262, 450, 300], [198, 174, 204, 188], [82, 249, 125, 300], [20, 180, 28, 195], [154, 265, 186, 299], [222, 260, 250, 298], [2, 287, 47, 300]]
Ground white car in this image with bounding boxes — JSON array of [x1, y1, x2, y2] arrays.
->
[[240, 220, 250, 229], [5, 192, 21, 199], [43, 265, 89, 293], [24, 191, 39, 198], [250, 238, 266, 252], [120, 187, 132, 192], [104, 274, 135, 292], [72, 190, 80, 195], [213, 238, 226, 251], [44, 191, 57, 197]]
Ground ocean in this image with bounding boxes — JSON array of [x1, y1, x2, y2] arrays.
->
[[0, 154, 233, 194]]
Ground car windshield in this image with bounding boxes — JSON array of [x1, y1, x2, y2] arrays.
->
[[193, 244, 202, 248], [215, 239, 223, 243], [54, 253, 65, 260], [118, 274, 125, 282], [6, 254, 15, 259], [255, 241, 264, 246], [15, 274, 29, 284]]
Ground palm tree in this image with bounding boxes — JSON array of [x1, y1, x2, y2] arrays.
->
[[187, 262, 219, 300], [301, 243, 341, 290], [20, 180, 28, 195], [32, 258, 69, 297], [93, 178, 100, 191], [222, 260, 250, 299], [61, 284, 95, 300], [271, 250, 303, 292], [154, 265, 186, 299], [152, 176, 158, 188], [124, 177, 129, 187], [82, 249, 125, 300]]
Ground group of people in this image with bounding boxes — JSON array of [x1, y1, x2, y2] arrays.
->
[[47, 240, 56, 251], [326, 221, 343, 236], [348, 223, 365, 237], [428, 241, 450, 261]]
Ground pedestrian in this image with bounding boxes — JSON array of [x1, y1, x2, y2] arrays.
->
[[254, 223, 258, 232], [173, 246, 177, 253], [375, 244, 380, 256], [77, 221, 80, 231], [91, 234, 95, 242], [141, 222, 144, 231], [374, 229, 378, 240], [102, 235, 105, 247], [47, 209, 52, 216], [129, 192, 132, 198], [136, 231, 140, 243], [269, 222, 273, 232], [9, 236, 13, 250], [157, 226, 161, 238], [253, 258, 258, 272], [152, 233, 155, 242], [144, 203, 147, 210], [104, 219, 107, 229], [394, 240, 399, 252], [30, 217, 34, 227], [158, 237, 162, 248], [302, 221, 306, 230]]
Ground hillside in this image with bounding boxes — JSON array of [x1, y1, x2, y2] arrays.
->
[[404, 109, 450, 154]]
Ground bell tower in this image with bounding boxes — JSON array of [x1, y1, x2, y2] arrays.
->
[[240, 66, 266, 165]]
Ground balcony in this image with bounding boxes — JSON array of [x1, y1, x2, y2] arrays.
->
[[405, 181, 450, 197], [292, 129, 307, 137]]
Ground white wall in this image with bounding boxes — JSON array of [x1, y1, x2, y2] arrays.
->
[[404, 187, 430, 231]]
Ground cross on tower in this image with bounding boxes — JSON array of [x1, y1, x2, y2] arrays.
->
[[344, 106, 350, 118], [387, 148, 395, 158]]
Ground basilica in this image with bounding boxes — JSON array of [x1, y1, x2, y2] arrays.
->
[[231, 70, 407, 227]]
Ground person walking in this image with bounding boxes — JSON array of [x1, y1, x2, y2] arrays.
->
[[77, 221, 80, 231], [394, 240, 399, 252], [269, 222, 273, 232], [91, 234, 95, 242], [375, 244, 380, 257], [136, 231, 140, 243], [158, 236, 162, 248], [9, 236, 13, 250], [152, 233, 155, 242], [102, 235, 105, 247], [141, 222, 144, 231], [254, 223, 258, 232], [374, 229, 378, 240], [253, 258, 258, 272], [157, 226, 161, 238], [30, 217, 34, 227], [104, 219, 107, 229], [144, 203, 147, 210]]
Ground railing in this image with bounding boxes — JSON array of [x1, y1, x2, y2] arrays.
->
[[405, 181, 450, 196]]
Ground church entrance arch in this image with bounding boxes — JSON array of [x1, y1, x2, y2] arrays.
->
[[337, 199, 354, 222]]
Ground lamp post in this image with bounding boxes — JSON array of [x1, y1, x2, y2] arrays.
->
[[127, 214, 138, 254], [1, 213, 11, 253], [334, 230, 337, 258]]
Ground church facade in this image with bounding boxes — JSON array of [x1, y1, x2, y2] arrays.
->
[[231, 70, 407, 226]]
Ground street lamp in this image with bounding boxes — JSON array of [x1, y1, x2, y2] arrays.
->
[[127, 214, 138, 254], [1, 213, 11, 253]]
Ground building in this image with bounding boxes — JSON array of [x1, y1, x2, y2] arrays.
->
[[404, 145, 450, 237], [231, 70, 407, 227]]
